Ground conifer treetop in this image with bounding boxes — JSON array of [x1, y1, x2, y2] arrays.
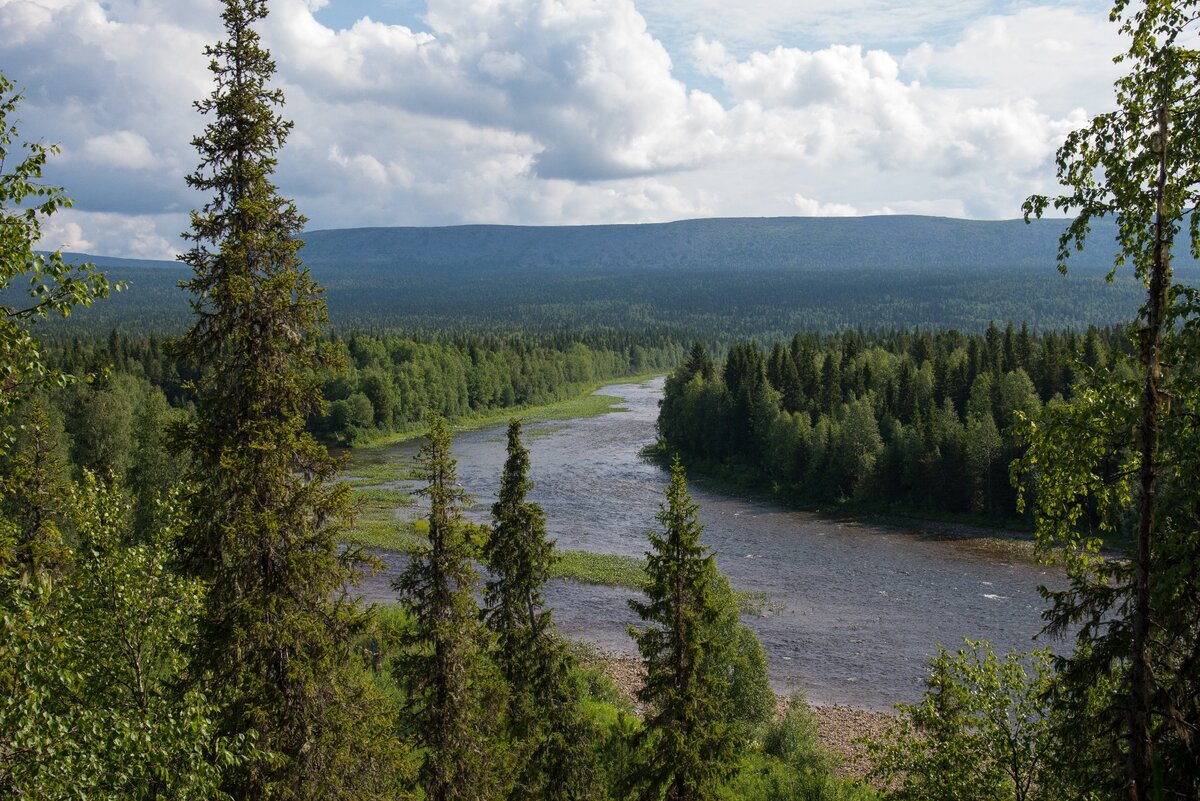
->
[[628, 456, 738, 801]]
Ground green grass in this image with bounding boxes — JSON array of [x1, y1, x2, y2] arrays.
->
[[341, 486, 422, 551], [553, 550, 647, 589], [550, 550, 778, 614], [338, 457, 420, 487], [342, 523, 423, 553], [483, 424, 572, 443], [735, 591, 785, 616], [353, 488, 413, 505], [518, 392, 626, 422], [505, 423, 569, 440], [354, 393, 625, 449]]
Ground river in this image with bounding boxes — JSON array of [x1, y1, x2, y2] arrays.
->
[[354, 377, 1064, 711]]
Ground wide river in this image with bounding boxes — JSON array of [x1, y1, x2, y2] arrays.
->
[[355, 377, 1064, 711]]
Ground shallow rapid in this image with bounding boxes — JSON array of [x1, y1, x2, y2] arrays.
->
[[356, 378, 1063, 711]]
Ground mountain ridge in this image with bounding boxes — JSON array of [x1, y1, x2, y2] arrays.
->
[[294, 215, 1132, 274], [68, 215, 1138, 274], [39, 215, 1197, 336]]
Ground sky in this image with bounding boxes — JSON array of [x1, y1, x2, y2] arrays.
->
[[0, 0, 1124, 259]]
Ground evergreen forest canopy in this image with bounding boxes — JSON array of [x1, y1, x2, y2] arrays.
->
[[38, 213, 1200, 339], [656, 325, 1129, 525]]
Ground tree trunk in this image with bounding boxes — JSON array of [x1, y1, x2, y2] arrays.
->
[[1129, 100, 1171, 801]]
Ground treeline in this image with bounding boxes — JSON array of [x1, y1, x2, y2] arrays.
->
[[314, 332, 681, 441], [44, 329, 683, 446], [658, 323, 1135, 520]]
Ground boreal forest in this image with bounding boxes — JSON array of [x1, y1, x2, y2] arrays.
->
[[1, 1, 1198, 801]]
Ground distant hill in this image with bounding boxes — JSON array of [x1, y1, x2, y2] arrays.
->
[[34, 216, 1199, 339], [296, 216, 1128, 274]]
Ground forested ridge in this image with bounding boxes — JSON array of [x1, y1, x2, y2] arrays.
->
[[657, 325, 1131, 524], [37, 225, 1199, 337]]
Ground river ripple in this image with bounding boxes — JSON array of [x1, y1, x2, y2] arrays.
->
[[355, 377, 1064, 711]]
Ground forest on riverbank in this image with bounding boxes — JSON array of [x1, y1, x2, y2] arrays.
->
[[657, 325, 1132, 526], [38, 329, 682, 462]]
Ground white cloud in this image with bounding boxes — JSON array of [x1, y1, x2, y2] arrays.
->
[[901, 6, 1123, 112], [36, 217, 93, 253], [79, 130, 157, 169], [693, 33, 1086, 191], [697, 40, 905, 107], [234, 0, 733, 194], [478, 51, 527, 81], [37, 209, 183, 259], [791, 194, 863, 217], [0, 0, 1123, 256]]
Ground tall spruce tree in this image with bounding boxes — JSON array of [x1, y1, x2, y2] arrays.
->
[[395, 415, 503, 801], [628, 457, 740, 801], [483, 419, 597, 801], [171, 2, 399, 796]]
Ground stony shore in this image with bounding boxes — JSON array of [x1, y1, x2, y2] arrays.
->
[[802, 703, 893, 779], [594, 657, 894, 780]]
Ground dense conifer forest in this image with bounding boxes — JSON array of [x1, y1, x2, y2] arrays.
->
[[40, 237, 1197, 338], [657, 325, 1132, 523]]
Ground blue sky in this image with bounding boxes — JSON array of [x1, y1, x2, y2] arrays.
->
[[314, 0, 424, 31], [1, 0, 1122, 258]]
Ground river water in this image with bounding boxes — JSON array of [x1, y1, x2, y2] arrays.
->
[[355, 378, 1063, 711]]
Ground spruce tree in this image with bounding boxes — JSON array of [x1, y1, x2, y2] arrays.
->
[[171, 2, 398, 796], [681, 342, 715, 381], [629, 457, 740, 801], [485, 421, 555, 662], [395, 415, 502, 801], [483, 419, 597, 801]]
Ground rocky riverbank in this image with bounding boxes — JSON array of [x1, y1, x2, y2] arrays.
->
[[593, 657, 893, 780]]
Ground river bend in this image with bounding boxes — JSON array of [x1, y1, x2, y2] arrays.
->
[[355, 378, 1063, 711]]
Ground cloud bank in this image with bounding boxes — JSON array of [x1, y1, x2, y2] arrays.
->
[[0, 0, 1123, 258]]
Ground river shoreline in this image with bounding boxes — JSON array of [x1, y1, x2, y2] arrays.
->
[[642, 445, 1047, 562], [593, 655, 890, 780], [350, 373, 1045, 560], [353, 377, 1064, 711], [346, 372, 666, 450]]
